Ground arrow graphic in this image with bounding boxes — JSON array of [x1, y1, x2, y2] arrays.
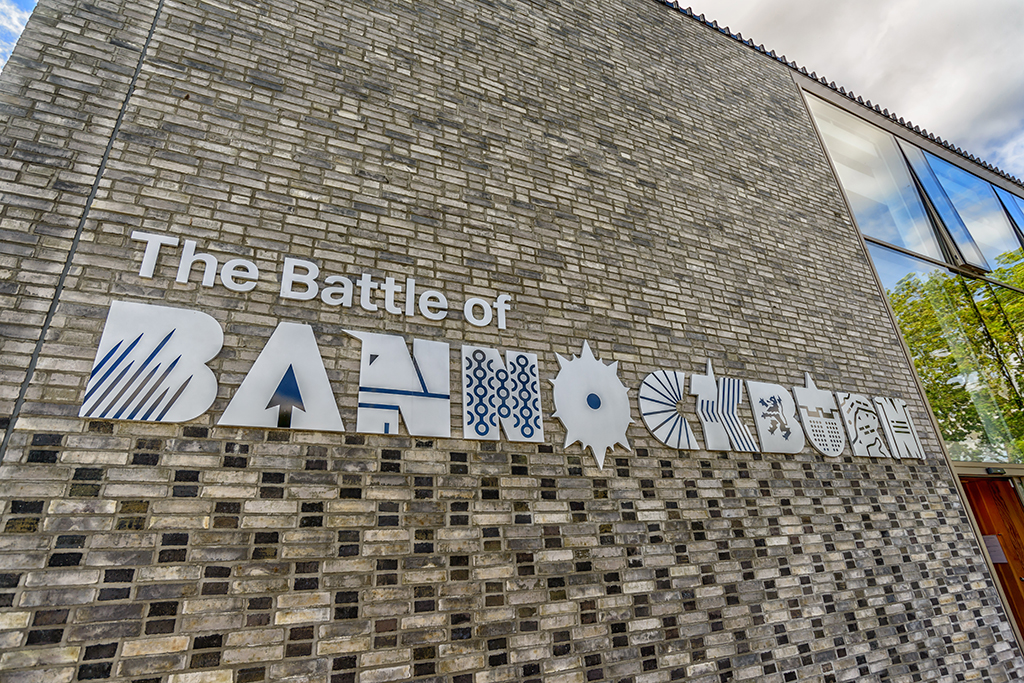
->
[[267, 365, 305, 428]]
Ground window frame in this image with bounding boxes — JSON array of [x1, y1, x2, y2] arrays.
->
[[800, 84, 1024, 299], [798, 78, 1024, 653]]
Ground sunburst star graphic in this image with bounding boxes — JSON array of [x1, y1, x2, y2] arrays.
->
[[550, 341, 632, 469]]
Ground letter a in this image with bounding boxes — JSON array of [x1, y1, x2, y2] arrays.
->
[[219, 323, 344, 431]]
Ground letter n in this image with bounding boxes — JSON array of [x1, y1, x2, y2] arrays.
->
[[873, 397, 926, 460], [347, 331, 451, 438], [461, 345, 544, 443]]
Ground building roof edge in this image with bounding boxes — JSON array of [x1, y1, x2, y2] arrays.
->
[[656, 0, 1024, 190]]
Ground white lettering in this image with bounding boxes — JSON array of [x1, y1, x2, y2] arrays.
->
[[175, 240, 218, 287], [493, 294, 511, 330], [219, 322, 345, 432], [690, 360, 758, 452], [747, 380, 804, 454], [462, 345, 544, 442], [221, 259, 259, 292], [419, 290, 448, 320], [405, 278, 416, 316], [347, 330, 451, 437], [321, 275, 353, 307], [874, 397, 926, 459], [382, 277, 403, 315], [463, 297, 492, 327], [81, 301, 222, 423], [132, 231, 179, 278], [281, 257, 320, 300], [357, 273, 379, 311]]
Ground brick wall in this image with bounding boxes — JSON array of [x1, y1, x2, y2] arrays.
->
[[0, 0, 1020, 681]]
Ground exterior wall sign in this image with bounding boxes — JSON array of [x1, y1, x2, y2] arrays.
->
[[219, 322, 346, 431], [350, 331, 452, 437], [131, 231, 513, 328], [79, 300, 223, 423], [81, 234, 928, 466], [688, 360, 759, 453], [637, 370, 699, 450], [795, 374, 846, 456]]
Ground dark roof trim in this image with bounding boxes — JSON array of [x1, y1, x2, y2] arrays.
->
[[657, 0, 1024, 188]]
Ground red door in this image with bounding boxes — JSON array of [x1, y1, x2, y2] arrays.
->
[[962, 478, 1024, 632]]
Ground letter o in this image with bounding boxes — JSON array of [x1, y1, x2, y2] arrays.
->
[[463, 297, 493, 327]]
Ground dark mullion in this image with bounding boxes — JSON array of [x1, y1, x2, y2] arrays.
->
[[864, 236, 1024, 298]]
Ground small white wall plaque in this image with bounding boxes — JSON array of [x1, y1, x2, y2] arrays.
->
[[984, 535, 1009, 564]]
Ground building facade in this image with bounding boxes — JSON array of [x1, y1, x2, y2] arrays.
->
[[0, 0, 1022, 682]]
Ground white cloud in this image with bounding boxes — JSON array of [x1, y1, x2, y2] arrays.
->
[[693, 0, 1024, 178], [987, 130, 1024, 183], [0, 0, 31, 70]]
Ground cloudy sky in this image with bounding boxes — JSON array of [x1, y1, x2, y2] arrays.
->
[[0, 0, 31, 70], [693, 0, 1024, 180], [1, 1, 1022, 179]]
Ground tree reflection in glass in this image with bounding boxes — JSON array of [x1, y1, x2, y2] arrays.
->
[[869, 243, 1024, 462]]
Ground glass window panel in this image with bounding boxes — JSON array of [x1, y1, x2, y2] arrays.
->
[[898, 140, 989, 270], [924, 152, 1024, 277], [868, 242, 1024, 462], [966, 279, 1024, 372], [963, 277, 1024, 457], [807, 96, 943, 259], [994, 185, 1024, 236], [1011, 191, 1024, 225]]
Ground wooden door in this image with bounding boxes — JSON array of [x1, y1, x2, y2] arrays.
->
[[962, 478, 1024, 632]]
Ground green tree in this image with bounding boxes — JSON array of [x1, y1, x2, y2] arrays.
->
[[887, 262, 1024, 462]]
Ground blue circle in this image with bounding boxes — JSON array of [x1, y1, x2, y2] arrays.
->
[[587, 393, 601, 410]]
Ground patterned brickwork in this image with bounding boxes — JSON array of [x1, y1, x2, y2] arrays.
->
[[0, 0, 1022, 681], [0, 430, 1020, 682]]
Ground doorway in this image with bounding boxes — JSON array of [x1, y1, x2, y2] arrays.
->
[[961, 477, 1024, 632]]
